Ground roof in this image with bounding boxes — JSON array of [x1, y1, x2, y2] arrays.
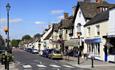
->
[[59, 16, 74, 29], [80, 1, 115, 18], [84, 10, 109, 27], [53, 23, 60, 32], [73, 1, 115, 23], [44, 29, 53, 40]]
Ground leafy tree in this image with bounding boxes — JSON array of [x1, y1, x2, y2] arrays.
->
[[22, 35, 32, 41], [34, 33, 41, 38], [0, 35, 5, 50], [11, 39, 20, 47]]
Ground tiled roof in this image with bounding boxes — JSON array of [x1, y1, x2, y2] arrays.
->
[[53, 23, 60, 32], [73, 1, 115, 23], [59, 16, 74, 29], [84, 10, 109, 27], [44, 29, 53, 40], [81, 1, 115, 18]]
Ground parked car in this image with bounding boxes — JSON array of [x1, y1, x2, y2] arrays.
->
[[48, 50, 63, 59], [25, 48, 32, 53], [32, 49, 38, 54], [42, 49, 54, 58]]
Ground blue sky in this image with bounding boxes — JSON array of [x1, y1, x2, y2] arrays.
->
[[0, 0, 115, 39]]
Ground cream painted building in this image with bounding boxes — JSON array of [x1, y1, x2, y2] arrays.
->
[[84, 8, 115, 62]]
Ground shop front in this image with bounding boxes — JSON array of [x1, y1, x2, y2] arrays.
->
[[85, 38, 101, 59], [103, 35, 115, 62]]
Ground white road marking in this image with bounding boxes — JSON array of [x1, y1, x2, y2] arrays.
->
[[40, 62, 42, 64], [50, 64, 61, 68], [23, 65, 32, 68], [63, 65, 74, 68], [37, 64, 47, 67], [57, 68, 60, 70]]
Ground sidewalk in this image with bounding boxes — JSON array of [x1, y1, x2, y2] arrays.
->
[[0, 62, 19, 70], [61, 56, 115, 70]]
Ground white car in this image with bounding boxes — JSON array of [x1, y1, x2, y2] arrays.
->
[[32, 49, 38, 54]]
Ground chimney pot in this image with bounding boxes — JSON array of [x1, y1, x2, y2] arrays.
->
[[64, 13, 68, 19]]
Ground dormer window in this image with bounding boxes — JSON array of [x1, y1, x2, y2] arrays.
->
[[97, 6, 108, 13]]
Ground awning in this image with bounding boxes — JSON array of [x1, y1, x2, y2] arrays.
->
[[64, 39, 80, 46], [85, 38, 101, 43], [103, 35, 115, 38]]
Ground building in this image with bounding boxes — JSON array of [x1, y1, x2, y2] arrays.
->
[[84, 7, 115, 62], [73, 0, 115, 55]]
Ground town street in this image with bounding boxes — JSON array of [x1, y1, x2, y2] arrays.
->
[[12, 48, 90, 70]]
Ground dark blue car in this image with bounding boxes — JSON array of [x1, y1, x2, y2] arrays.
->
[[25, 48, 32, 53], [42, 49, 54, 58]]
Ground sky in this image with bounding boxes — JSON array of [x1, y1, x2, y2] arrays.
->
[[0, 0, 115, 40]]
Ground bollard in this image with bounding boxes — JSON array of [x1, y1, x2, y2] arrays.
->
[[4, 52, 10, 70], [78, 55, 80, 64], [91, 56, 94, 68]]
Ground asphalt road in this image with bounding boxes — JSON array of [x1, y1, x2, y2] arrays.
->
[[12, 48, 90, 70]]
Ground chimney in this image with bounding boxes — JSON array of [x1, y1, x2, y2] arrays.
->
[[96, 0, 104, 3], [84, 0, 91, 2], [72, 6, 76, 16], [48, 24, 52, 29], [64, 13, 68, 19]]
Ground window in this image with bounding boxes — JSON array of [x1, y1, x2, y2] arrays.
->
[[77, 23, 81, 32], [66, 29, 68, 34], [96, 25, 100, 35], [59, 30, 63, 35], [79, 11, 81, 17], [87, 27, 90, 36]]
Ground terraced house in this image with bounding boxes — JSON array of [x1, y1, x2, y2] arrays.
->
[[72, 0, 115, 60]]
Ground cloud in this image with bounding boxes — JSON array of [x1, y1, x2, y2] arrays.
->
[[57, 15, 64, 20], [35, 21, 44, 24], [0, 18, 23, 23], [51, 10, 64, 15]]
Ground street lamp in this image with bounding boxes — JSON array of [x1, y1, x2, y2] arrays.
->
[[4, 3, 11, 70], [77, 32, 81, 64], [6, 3, 11, 52], [38, 40, 41, 54]]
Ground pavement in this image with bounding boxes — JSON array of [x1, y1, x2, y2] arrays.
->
[[0, 62, 19, 70], [60, 56, 115, 70]]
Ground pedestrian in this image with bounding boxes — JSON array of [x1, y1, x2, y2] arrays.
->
[[104, 44, 108, 61]]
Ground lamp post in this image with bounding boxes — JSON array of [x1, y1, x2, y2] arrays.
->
[[38, 40, 41, 54], [6, 3, 11, 52], [3, 3, 11, 70], [77, 32, 81, 64]]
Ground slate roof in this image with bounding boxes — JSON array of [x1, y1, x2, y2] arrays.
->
[[59, 16, 74, 29], [81, 1, 115, 18], [73, 1, 115, 23], [84, 10, 109, 27], [53, 23, 60, 32], [44, 29, 53, 40]]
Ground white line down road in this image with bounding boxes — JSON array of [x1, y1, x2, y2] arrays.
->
[[63, 65, 75, 68], [23, 65, 32, 69], [37, 64, 47, 67], [50, 64, 61, 68]]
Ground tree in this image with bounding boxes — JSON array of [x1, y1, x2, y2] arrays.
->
[[22, 35, 32, 41], [11, 39, 20, 47], [34, 33, 41, 38], [0, 35, 5, 50]]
